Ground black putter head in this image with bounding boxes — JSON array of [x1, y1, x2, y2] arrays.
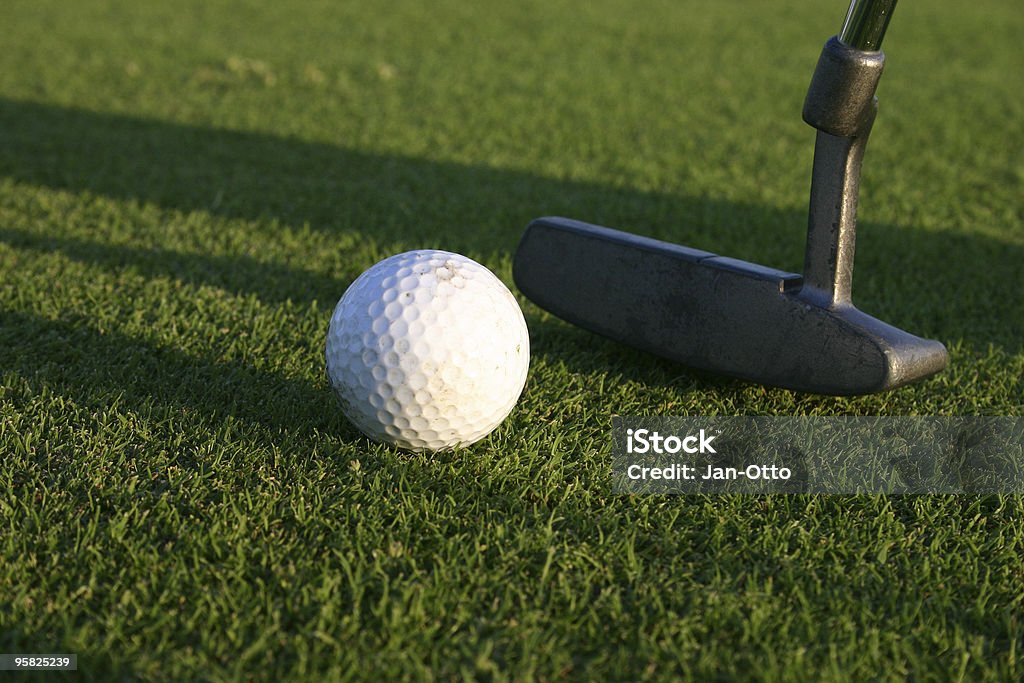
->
[[514, 217, 947, 395], [512, 0, 949, 395]]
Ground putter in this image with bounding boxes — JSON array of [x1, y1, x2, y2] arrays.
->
[[512, 0, 948, 395]]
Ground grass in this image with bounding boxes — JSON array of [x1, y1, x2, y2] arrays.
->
[[1, 0, 1022, 679]]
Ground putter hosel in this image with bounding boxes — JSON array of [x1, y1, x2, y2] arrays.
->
[[803, 36, 884, 138], [799, 35, 883, 307]]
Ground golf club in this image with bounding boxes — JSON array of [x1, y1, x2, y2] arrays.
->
[[512, 0, 948, 395]]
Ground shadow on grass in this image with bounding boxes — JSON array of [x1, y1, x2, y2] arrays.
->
[[0, 309, 352, 443], [1, 96, 1020, 366], [0, 227, 342, 311]]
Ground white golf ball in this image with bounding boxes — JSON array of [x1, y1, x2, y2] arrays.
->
[[325, 250, 530, 452]]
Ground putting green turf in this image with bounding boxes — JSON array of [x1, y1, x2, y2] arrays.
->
[[1, 0, 1022, 679]]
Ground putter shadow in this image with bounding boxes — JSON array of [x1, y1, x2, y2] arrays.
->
[[1, 97, 1020, 372]]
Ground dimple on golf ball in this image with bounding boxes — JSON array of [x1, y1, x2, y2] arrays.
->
[[325, 250, 530, 452]]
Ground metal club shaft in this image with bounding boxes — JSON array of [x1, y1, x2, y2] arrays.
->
[[840, 0, 898, 51]]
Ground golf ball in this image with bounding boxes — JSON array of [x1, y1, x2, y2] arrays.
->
[[325, 250, 530, 451]]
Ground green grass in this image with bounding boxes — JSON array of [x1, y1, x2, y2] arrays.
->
[[1, 0, 1022, 679]]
